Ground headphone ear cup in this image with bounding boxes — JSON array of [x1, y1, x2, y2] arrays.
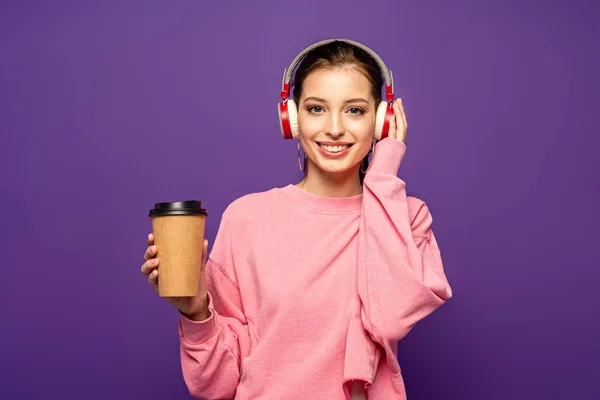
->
[[374, 101, 393, 141], [278, 102, 287, 139], [287, 99, 299, 139], [278, 100, 299, 139]]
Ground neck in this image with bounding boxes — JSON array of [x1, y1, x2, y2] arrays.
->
[[296, 161, 363, 198]]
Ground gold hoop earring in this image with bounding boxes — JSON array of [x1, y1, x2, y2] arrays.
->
[[297, 141, 307, 172]]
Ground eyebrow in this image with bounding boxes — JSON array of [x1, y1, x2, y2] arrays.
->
[[303, 96, 370, 105]]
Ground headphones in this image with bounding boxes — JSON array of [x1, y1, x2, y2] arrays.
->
[[277, 38, 395, 141]]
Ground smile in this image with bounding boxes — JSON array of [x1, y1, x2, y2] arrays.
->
[[319, 143, 351, 152], [315, 142, 353, 157]]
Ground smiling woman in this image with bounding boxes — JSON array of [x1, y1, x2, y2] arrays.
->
[[291, 41, 385, 190], [297, 67, 377, 192], [141, 38, 451, 400]]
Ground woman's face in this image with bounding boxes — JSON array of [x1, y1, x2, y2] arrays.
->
[[297, 66, 376, 177]]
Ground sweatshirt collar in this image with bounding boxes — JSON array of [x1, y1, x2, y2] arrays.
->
[[278, 184, 363, 213]]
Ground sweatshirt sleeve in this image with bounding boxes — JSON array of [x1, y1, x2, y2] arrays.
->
[[177, 208, 251, 400], [358, 137, 453, 347]]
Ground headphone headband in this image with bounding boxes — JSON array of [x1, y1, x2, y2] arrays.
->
[[280, 38, 394, 102]]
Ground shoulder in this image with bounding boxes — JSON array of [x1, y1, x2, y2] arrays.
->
[[406, 196, 434, 234], [221, 186, 283, 225]]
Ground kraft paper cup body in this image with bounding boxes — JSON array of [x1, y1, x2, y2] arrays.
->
[[149, 201, 207, 297]]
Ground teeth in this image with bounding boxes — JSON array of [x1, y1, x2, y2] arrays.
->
[[319, 144, 350, 153]]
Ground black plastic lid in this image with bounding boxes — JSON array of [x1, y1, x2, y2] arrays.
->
[[149, 200, 208, 217]]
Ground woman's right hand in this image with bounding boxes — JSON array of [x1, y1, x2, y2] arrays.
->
[[141, 233, 210, 321]]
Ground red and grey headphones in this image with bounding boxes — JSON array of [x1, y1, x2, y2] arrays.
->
[[277, 38, 395, 141]]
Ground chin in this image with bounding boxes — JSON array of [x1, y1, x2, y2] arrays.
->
[[314, 159, 360, 176]]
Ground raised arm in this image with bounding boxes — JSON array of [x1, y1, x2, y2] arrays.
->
[[358, 137, 452, 346]]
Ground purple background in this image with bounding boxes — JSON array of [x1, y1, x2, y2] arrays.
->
[[1, 0, 599, 399]]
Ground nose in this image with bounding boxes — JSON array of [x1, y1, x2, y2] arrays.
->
[[326, 114, 344, 138]]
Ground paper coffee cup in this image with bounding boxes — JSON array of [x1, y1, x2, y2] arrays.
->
[[149, 200, 208, 297]]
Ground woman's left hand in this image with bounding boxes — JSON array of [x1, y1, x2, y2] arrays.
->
[[388, 98, 407, 142]]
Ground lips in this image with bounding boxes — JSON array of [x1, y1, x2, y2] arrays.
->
[[315, 141, 354, 157], [318, 143, 351, 153]]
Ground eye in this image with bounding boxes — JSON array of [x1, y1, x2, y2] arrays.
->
[[307, 105, 324, 114], [347, 107, 364, 115]]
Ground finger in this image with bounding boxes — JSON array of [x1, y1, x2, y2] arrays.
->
[[388, 111, 397, 140], [141, 257, 159, 275], [398, 98, 408, 131], [144, 245, 157, 261], [393, 101, 403, 139], [148, 269, 158, 288], [147, 233, 154, 246], [394, 100, 406, 141], [201, 240, 209, 270], [393, 100, 404, 128]]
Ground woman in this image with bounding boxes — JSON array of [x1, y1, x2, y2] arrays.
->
[[141, 38, 452, 399]]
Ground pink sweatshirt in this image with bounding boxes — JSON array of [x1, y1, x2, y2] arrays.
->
[[177, 138, 453, 399]]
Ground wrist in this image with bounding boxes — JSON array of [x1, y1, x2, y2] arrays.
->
[[178, 292, 218, 343], [180, 294, 210, 321], [183, 308, 209, 321], [369, 137, 406, 176]]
